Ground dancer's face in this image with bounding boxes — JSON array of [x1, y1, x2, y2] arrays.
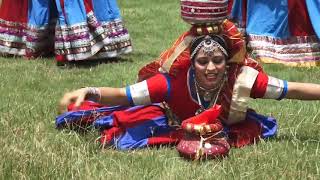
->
[[194, 46, 226, 90]]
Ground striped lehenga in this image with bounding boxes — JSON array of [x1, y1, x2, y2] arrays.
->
[[0, 0, 132, 63], [229, 0, 320, 67]]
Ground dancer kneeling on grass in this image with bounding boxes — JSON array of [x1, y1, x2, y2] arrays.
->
[[58, 34, 320, 160]]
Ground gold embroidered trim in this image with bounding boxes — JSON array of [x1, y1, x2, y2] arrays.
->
[[227, 66, 259, 125], [160, 35, 194, 73]]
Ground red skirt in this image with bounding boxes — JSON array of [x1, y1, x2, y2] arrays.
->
[[0, 0, 28, 56]]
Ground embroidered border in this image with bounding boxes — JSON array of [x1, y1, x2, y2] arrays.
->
[[227, 66, 259, 125], [54, 12, 132, 61], [263, 76, 287, 100], [127, 80, 152, 106], [248, 34, 320, 66]]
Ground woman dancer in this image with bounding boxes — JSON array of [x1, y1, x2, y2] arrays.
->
[[57, 33, 320, 159]]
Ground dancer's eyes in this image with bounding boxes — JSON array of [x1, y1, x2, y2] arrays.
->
[[196, 58, 209, 65], [212, 57, 224, 65], [196, 56, 225, 66]]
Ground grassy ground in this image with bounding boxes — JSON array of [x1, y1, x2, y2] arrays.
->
[[1, 0, 320, 179]]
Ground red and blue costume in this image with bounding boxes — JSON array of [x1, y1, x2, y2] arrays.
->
[[0, 0, 132, 62], [56, 62, 286, 149], [56, 20, 287, 149]]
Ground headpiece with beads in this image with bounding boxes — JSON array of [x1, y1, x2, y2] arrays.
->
[[190, 35, 229, 62]]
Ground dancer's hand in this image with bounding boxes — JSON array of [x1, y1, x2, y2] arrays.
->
[[58, 87, 101, 114]]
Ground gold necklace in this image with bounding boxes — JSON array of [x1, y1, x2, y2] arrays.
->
[[194, 79, 220, 102], [194, 77, 225, 115]]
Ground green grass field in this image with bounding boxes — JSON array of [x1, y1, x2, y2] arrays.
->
[[1, 0, 320, 179]]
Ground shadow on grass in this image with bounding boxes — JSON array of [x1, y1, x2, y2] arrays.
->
[[56, 123, 96, 135], [55, 50, 159, 68], [57, 57, 134, 69], [268, 134, 320, 144]]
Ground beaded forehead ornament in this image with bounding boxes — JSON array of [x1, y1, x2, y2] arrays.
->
[[190, 36, 228, 60]]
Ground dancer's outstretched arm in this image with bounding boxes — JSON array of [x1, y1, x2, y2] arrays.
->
[[59, 87, 129, 114], [286, 82, 320, 100]]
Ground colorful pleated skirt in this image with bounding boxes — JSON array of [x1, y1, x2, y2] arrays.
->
[[56, 101, 277, 150], [0, 0, 132, 62], [230, 0, 320, 67]]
